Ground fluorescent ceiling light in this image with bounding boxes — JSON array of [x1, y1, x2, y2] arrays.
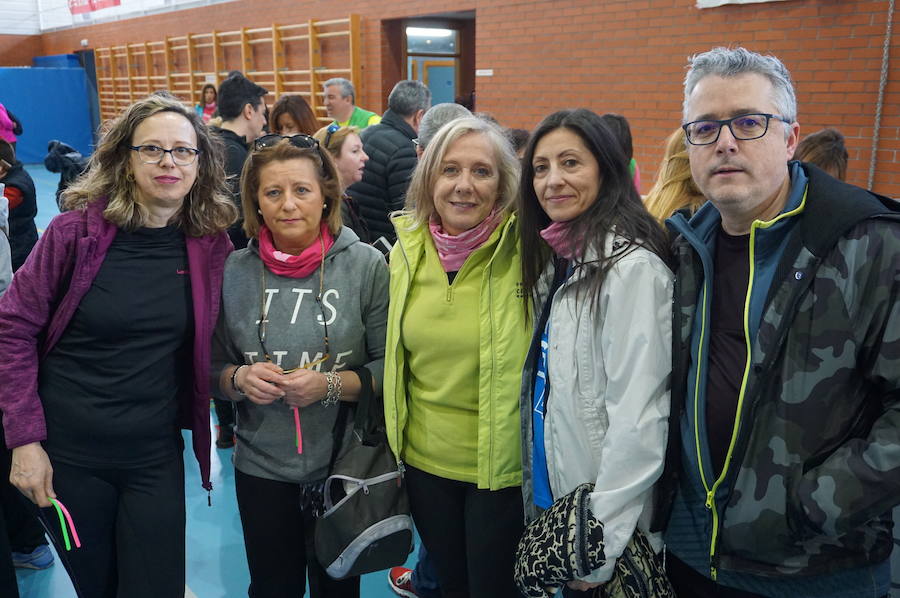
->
[[407, 27, 453, 37]]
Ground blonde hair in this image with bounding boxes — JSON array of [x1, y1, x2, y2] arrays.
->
[[401, 116, 519, 230], [239, 139, 343, 239], [643, 127, 706, 223], [313, 124, 361, 159], [62, 92, 236, 236]]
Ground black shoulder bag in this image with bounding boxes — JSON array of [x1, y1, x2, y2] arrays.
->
[[315, 367, 414, 579]]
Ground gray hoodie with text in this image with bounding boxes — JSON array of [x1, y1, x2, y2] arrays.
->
[[212, 226, 389, 484]]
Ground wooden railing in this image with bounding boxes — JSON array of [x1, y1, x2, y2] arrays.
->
[[94, 15, 361, 124]]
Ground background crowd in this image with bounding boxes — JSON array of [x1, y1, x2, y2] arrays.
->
[[0, 44, 896, 598]]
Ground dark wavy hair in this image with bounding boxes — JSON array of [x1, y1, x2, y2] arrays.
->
[[518, 108, 669, 310], [200, 83, 217, 104], [270, 95, 321, 136]]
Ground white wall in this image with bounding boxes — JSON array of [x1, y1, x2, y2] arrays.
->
[[0, 0, 42, 35], [0, 0, 236, 35]]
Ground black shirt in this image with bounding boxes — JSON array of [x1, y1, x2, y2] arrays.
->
[[210, 126, 250, 249], [706, 228, 751, 476], [40, 225, 194, 468]]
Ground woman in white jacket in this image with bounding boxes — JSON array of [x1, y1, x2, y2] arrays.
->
[[514, 109, 674, 598]]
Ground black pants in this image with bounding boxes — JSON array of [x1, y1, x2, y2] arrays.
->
[[234, 468, 359, 598], [666, 552, 890, 598], [0, 429, 48, 598], [214, 398, 235, 429], [666, 552, 766, 598], [405, 465, 524, 598], [0, 454, 19, 598], [43, 458, 186, 598]]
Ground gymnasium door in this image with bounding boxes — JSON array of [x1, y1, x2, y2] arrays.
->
[[406, 27, 460, 105]]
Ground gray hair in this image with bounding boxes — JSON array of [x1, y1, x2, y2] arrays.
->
[[387, 80, 432, 118], [418, 103, 472, 149], [323, 77, 355, 104], [401, 116, 519, 230], [683, 47, 797, 124]]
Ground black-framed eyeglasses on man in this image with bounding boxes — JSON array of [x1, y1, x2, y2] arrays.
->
[[130, 145, 201, 165], [682, 113, 792, 146]]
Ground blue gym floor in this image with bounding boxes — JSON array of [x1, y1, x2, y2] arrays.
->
[[16, 164, 416, 598]]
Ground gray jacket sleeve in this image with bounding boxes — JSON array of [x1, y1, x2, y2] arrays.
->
[[360, 250, 390, 394], [0, 197, 11, 297]]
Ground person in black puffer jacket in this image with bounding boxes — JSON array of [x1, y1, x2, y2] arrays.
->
[[348, 80, 431, 253], [0, 140, 37, 272], [44, 140, 90, 211]]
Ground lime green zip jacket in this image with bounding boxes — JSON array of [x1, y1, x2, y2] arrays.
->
[[383, 212, 531, 491]]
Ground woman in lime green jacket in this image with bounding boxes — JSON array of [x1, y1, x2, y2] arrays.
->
[[384, 116, 531, 598]]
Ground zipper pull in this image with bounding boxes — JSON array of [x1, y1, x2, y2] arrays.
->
[[446, 287, 452, 302], [710, 552, 720, 580], [705, 490, 714, 510], [207, 489, 212, 507]]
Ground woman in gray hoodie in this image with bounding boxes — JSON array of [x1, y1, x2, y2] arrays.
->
[[212, 133, 389, 598]]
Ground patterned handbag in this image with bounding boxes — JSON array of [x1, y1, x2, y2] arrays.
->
[[596, 527, 675, 598], [515, 481, 675, 598], [515, 483, 606, 598]]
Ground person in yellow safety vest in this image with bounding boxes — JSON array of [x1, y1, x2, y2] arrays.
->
[[322, 77, 381, 130]]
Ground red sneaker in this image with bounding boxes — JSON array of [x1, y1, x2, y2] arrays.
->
[[388, 566, 419, 597]]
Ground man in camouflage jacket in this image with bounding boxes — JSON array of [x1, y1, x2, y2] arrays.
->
[[656, 47, 900, 598]]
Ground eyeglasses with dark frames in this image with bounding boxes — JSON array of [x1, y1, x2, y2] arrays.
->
[[253, 133, 320, 153], [323, 123, 340, 150], [130, 145, 201, 165], [682, 113, 792, 146], [256, 235, 330, 373]]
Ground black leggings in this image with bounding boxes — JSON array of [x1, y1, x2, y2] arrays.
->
[[234, 468, 360, 598], [42, 458, 186, 598], [0, 427, 49, 598], [405, 465, 524, 598]]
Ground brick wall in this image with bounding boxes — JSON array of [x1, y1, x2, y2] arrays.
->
[[9, 0, 900, 196], [0, 34, 44, 67]]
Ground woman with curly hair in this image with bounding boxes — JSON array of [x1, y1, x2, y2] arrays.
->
[[0, 92, 235, 598]]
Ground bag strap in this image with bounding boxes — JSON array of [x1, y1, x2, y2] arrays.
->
[[327, 401, 352, 473], [351, 365, 380, 444], [326, 365, 375, 471]]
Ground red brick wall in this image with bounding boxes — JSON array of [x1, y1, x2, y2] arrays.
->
[[19, 0, 900, 196], [0, 34, 44, 67]]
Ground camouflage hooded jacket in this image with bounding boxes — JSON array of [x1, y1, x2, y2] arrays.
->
[[656, 163, 900, 580]]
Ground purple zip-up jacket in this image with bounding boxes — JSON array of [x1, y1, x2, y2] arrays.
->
[[0, 198, 232, 491]]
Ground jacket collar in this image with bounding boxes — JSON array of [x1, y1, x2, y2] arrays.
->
[[393, 210, 516, 275], [247, 225, 359, 262], [796, 161, 900, 257], [380, 109, 417, 140], [210, 126, 248, 147], [668, 161, 808, 252]]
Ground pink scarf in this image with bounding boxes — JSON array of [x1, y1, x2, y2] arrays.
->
[[429, 207, 505, 272], [258, 223, 334, 278], [540, 221, 579, 260]]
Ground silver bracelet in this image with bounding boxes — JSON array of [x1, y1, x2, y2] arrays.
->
[[230, 364, 248, 396], [322, 371, 342, 407]]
